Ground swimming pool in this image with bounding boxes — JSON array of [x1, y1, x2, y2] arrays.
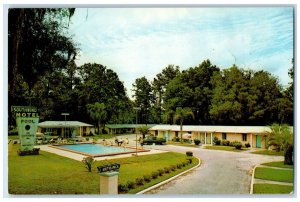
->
[[51, 143, 148, 157]]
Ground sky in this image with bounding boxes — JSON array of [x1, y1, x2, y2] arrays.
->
[[68, 7, 294, 98]]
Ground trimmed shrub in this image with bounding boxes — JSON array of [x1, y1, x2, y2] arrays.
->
[[118, 183, 129, 193], [194, 139, 201, 145], [158, 169, 164, 176], [127, 181, 135, 189], [151, 171, 159, 179], [135, 177, 144, 185], [164, 167, 171, 174], [182, 162, 186, 167], [221, 140, 230, 146], [186, 151, 193, 157], [232, 141, 242, 150], [213, 137, 221, 145], [177, 163, 183, 169], [143, 175, 151, 182], [186, 158, 192, 164], [172, 137, 180, 142], [170, 165, 176, 171], [245, 142, 251, 148]]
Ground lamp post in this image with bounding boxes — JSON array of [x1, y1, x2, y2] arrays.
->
[[133, 107, 141, 155], [61, 113, 69, 138]]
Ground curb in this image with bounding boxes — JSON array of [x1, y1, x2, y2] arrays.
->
[[136, 156, 201, 194], [250, 164, 258, 194]]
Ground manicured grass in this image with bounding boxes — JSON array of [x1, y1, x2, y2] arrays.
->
[[253, 183, 293, 194], [255, 167, 293, 183], [167, 141, 200, 148], [262, 161, 294, 169], [251, 150, 283, 156], [204, 145, 247, 152], [8, 143, 198, 194]]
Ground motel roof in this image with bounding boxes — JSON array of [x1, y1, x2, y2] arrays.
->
[[38, 121, 93, 128], [106, 124, 156, 129], [148, 125, 278, 134]]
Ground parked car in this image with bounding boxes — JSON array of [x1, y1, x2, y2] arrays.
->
[[143, 136, 166, 145]]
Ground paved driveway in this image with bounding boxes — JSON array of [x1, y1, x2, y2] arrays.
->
[[142, 144, 283, 195]]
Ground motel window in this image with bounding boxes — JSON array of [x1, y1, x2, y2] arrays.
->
[[222, 133, 227, 140], [242, 134, 247, 141]]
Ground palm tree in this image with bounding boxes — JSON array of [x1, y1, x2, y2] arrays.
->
[[138, 125, 150, 139], [267, 123, 293, 165], [86, 102, 107, 134], [174, 107, 194, 143]]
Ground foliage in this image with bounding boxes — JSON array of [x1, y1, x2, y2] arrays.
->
[[82, 156, 94, 172], [151, 171, 159, 179], [164, 167, 171, 173], [221, 140, 230, 146], [158, 169, 164, 176], [86, 102, 107, 133], [267, 124, 293, 164], [135, 177, 144, 185], [137, 125, 150, 139], [143, 136, 166, 145], [126, 181, 136, 189], [174, 107, 194, 143], [213, 136, 221, 145], [194, 139, 201, 145], [245, 143, 251, 148], [118, 183, 129, 193], [231, 141, 242, 150], [143, 175, 152, 182], [186, 151, 193, 157], [17, 148, 40, 156]]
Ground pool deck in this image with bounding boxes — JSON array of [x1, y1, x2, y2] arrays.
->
[[37, 144, 168, 161]]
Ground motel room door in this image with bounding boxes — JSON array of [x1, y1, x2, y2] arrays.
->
[[163, 131, 166, 140], [168, 131, 171, 141], [256, 135, 262, 148]]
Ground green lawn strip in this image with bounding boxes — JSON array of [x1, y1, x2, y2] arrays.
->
[[251, 150, 283, 156], [8, 144, 198, 194], [204, 145, 247, 152], [166, 141, 200, 148], [261, 161, 294, 169], [255, 167, 293, 183], [253, 183, 293, 194]]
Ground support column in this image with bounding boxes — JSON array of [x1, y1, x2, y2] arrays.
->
[[250, 134, 253, 148], [211, 132, 213, 145], [204, 132, 207, 144], [100, 172, 119, 194]]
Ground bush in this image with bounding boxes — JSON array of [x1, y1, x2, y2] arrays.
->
[[182, 162, 186, 167], [186, 151, 193, 157], [158, 169, 164, 176], [177, 163, 183, 169], [118, 183, 129, 193], [194, 139, 201, 145], [143, 175, 152, 182], [170, 165, 176, 171], [213, 137, 221, 145], [135, 177, 144, 185], [17, 148, 40, 156], [245, 142, 251, 148], [186, 158, 193, 164], [221, 140, 230, 146], [151, 171, 159, 179], [172, 137, 180, 142], [82, 156, 94, 172], [232, 141, 242, 150], [127, 181, 135, 189], [86, 137, 89, 141], [164, 167, 171, 174]]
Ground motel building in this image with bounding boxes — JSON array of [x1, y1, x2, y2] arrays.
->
[[148, 125, 276, 148], [37, 121, 94, 138]]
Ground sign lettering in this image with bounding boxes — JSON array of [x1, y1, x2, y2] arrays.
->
[[97, 163, 120, 173]]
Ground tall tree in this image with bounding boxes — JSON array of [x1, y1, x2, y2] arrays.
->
[[174, 107, 194, 143], [86, 102, 107, 134], [132, 77, 154, 124]]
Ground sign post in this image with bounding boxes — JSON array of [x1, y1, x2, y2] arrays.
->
[[11, 106, 40, 155], [97, 163, 120, 194]]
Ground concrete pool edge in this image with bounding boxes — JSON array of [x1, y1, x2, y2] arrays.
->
[[48, 143, 150, 158]]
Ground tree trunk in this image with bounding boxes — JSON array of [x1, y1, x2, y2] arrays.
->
[[284, 144, 293, 165]]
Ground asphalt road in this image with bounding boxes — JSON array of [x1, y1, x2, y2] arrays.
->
[[116, 134, 284, 195], [142, 144, 284, 195]]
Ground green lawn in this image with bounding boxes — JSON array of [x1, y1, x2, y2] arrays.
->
[[167, 141, 200, 148], [253, 183, 293, 194], [255, 167, 294, 183], [8, 143, 198, 194], [262, 161, 294, 169], [251, 150, 283, 156], [204, 145, 247, 152]]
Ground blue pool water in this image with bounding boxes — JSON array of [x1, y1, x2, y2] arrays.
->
[[58, 144, 135, 155]]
